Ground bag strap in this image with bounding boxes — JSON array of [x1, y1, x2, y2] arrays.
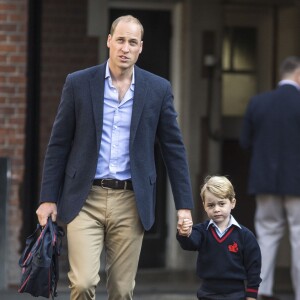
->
[[48, 218, 55, 245], [18, 224, 42, 266], [47, 218, 64, 300]]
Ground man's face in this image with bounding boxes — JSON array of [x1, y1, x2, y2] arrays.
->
[[107, 20, 143, 71]]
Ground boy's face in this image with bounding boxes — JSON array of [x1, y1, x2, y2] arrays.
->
[[203, 190, 236, 227]]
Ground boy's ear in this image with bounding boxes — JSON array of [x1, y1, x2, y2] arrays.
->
[[231, 198, 237, 209]]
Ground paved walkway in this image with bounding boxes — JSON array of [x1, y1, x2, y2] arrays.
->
[[0, 269, 295, 300], [0, 289, 294, 300]]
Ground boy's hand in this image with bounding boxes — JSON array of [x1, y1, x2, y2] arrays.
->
[[181, 218, 193, 236], [177, 209, 193, 237], [182, 218, 193, 228]]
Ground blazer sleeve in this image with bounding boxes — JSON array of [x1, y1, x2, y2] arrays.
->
[[40, 74, 76, 203], [156, 82, 194, 210]]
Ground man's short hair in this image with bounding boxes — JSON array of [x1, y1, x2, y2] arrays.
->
[[280, 56, 300, 78], [110, 15, 144, 40]]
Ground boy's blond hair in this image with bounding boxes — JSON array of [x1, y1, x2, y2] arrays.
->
[[200, 176, 235, 203]]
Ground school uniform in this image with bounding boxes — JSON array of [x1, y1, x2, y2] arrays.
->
[[177, 216, 261, 300]]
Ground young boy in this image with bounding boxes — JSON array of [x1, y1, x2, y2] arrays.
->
[[177, 176, 262, 300]]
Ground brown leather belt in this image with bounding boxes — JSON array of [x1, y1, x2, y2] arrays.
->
[[93, 179, 133, 191]]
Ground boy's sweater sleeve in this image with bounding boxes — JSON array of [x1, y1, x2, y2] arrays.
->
[[242, 228, 262, 299], [176, 224, 202, 251]]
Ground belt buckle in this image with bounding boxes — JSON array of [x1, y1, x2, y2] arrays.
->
[[101, 179, 112, 189]]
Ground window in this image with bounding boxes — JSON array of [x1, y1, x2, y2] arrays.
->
[[222, 27, 257, 116]]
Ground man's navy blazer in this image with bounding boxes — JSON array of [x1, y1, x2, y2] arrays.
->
[[240, 84, 300, 196], [40, 62, 194, 230]]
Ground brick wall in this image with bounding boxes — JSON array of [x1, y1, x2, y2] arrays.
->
[[0, 0, 99, 286], [39, 0, 99, 277], [0, 0, 28, 286], [39, 0, 98, 171]]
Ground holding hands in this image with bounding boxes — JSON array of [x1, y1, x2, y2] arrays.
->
[[181, 218, 193, 237], [177, 209, 193, 237]]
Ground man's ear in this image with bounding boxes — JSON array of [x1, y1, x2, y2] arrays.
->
[[139, 41, 143, 54], [295, 69, 300, 86], [107, 34, 112, 48]]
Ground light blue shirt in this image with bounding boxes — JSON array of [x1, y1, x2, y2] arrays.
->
[[95, 62, 134, 180], [207, 215, 241, 238]]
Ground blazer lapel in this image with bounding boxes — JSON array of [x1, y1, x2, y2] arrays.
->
[[130, 66, 148, 145], [89, 63, 106, 151]]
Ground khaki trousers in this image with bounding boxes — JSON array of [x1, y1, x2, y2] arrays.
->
[[255, 194, 300, 300], [67, 185, 144, 300]]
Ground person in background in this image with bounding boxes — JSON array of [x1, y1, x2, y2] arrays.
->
[[36, 15, 194, 300], [240, 56, 300, 300], [177, 175, 261, 300]]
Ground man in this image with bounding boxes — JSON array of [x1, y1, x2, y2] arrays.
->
[[240, 56, 300, 300], [36, 15, 194, 300]]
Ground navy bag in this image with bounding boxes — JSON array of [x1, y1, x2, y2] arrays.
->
[[18, 218, 64, 299]]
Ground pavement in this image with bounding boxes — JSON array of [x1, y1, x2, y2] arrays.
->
[[0, 288, 295, 300], [0, 290, 197, 300], [0, 269, 295, 300]]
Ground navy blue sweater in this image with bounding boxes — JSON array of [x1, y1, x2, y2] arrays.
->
[[177, 220, 261, 299]]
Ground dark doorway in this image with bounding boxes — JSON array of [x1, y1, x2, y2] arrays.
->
[[220, 25, 258, 233], [22, 0, 42, 247], [221, 136, 256, 233], [109, 9, 171, 268]]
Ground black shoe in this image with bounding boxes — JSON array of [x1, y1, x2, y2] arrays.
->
[[258, 295, 280, 300]]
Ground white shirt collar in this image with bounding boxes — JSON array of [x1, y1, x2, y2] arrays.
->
[[278, 79, 300, 90], [207, 215, 241, 231]]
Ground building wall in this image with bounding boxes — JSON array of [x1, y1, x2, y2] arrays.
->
[[38, 0, 99, 276], [0, 0, 99, 287], [39, 0, 99, 178], [278, 6, 300, 63], [1, 0, 299, 288], [0, 0, 28, 286]]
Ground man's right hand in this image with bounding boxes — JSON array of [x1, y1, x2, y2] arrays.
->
[[36, 202, 57, 226]]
